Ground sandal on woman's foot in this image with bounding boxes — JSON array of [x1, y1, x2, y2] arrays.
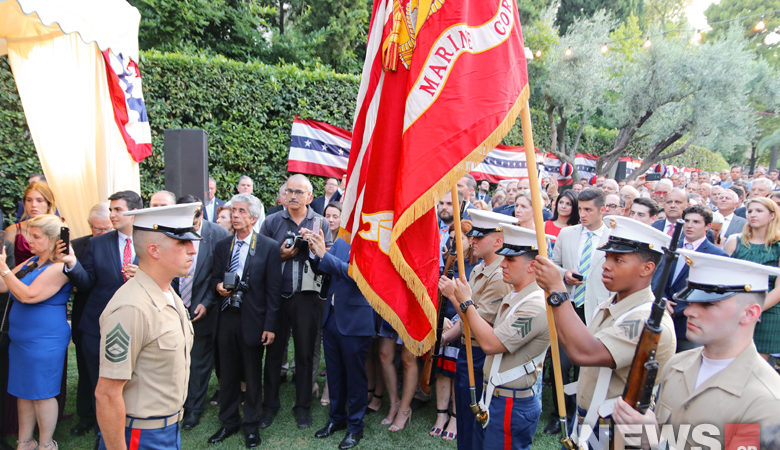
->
[[442, 414, 457, 441], [367, 393, 382, 413], [388, 408, 411, 432], [16, 439, 37, 450], [429, 409, 449, 437], [381, 401, 400, 425]]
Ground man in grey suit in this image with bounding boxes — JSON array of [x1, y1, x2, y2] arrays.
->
[[716, 188, 747, 244], [543, 188, 611, 434], [173, 195, 230, 430]]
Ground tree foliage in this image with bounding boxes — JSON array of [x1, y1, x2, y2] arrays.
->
[[555, 0, 641, 34], [705, 0, 780, 68]]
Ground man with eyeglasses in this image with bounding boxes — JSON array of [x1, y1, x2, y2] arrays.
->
[[69, 203, 113, 436], [260, 174, 332, 430], [650, 179, 673, 206], [603, 194, 623, 217], [311, 177, 342, 216]]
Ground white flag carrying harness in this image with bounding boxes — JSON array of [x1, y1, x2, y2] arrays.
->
[[478, 291, 547, 428], [572, 302, 653, 449]]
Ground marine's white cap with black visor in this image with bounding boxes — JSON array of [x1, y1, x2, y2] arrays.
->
[[466, 209, 518, 238], [674, 249, 780, 302], [597, 215, 671, 255], [123, 202, 203, 241], [495, 223, 554, 257]]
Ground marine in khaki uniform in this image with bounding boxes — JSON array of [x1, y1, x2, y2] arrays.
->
[[95, 203, 200, 450], [614, 250, 780, 449], [439, 209, 515, 449], [440, 223, 550, 450], [535, 216, 677, 449]]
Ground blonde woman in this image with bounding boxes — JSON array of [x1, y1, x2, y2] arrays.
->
[[0, 214, 71, 450], [725, 197, 780, 358]]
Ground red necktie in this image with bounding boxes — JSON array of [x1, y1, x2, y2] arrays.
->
[[122, 238, 132, 280], [667, 224, 675, 237]]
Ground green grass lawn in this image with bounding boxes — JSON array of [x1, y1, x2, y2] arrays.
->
[[8, 343, 563, 449]]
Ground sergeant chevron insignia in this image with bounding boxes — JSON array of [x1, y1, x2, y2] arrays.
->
[[618, 319, 642, 340], [105, 323, 130, 363], [511, 317, 533, 337]]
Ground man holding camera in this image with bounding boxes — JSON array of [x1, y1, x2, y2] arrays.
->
[[260, 174, 332, 430], [207, 194, 281, 448]]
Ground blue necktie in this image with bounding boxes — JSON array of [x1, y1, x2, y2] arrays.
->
[[573, 231, 593, 307], [229, 240, 245, 275]]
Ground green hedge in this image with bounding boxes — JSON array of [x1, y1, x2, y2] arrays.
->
[[0, 51, 676, 224]]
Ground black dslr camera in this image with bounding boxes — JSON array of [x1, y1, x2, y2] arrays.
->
[[222, 272, 249, 310], [284, 230, 309, 252]]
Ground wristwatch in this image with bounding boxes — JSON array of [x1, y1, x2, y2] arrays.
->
[[459, 299, 474, 314], [546, 292, 570, 307]]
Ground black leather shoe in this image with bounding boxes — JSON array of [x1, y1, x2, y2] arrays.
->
[[259, 411, 277, 429], [245, 432, 261, 448], [295, 410, 312, 429], [543, 417, 561, 435], [314, 422, 346, 438], [208, 426, 239, 444], [70, 421, 95, 436], [339, 431, 363, 449], [182, 415, 200, 431]]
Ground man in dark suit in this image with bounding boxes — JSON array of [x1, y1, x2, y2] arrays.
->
[[266, 182, 287, 216], [207, 194, 281, 448], [652, 205, 727, 352], [69, 203, 113, 436], [652, 188, 687, 236], [309, 236, 376, 449], [203, 177, 225, 222], [172, 196, 229, 430], [62, 190, 142, 439], [475, 179, 491, 204], [311, 177, 342, 215]]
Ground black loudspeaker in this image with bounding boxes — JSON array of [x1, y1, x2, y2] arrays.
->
[[164, 129, 209, 202], [615, 161, 628, 182]]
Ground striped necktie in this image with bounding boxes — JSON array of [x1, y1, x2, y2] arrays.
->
[[573, 231, 593, 307], [179, 263, 195, 308], [229, 240, 245, 275]]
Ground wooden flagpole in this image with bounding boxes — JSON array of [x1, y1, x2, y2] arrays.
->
[[450, 186, 487, 425], [519, 103, 573, 446]]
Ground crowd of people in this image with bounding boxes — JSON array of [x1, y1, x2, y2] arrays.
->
[[0, 164, 779, 449]]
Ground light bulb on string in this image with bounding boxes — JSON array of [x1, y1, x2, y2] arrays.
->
[[642, 38, 653, 49], [754, 18, 766, 32], [564, 47, 573, 57], [535, 49, 542, 58], [600, 43, 609, 54]]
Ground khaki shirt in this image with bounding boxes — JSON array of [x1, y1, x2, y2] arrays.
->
[[466, 256, 511, 342], [654, 343, 780, 449], [484, 282, 550, 389], [576, 286, 676, 411], [99, 269, 194, 419]]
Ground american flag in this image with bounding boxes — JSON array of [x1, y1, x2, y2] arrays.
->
[[287, 117, 352, 177], [102, 50, 152, 162]]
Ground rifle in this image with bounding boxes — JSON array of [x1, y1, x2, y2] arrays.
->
[[622, 220, 684, 413], [420, 249, 457, 394]]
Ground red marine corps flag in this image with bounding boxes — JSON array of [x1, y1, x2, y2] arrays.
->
[[342, 0, 530, 354]]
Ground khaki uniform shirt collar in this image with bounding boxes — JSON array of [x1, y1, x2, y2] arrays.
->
[[513, 281, 540, 300], [670, 342, 759, 397], [603, 286, 654, 322], [133, 268, 171, 312], [481, 256, 503, 275]]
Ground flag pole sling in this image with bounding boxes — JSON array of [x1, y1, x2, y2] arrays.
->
[[520, 103, 572, 444], [450, 186, 487, 424]]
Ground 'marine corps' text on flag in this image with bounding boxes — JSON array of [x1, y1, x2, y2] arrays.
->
[[341, 0, 530, 354]]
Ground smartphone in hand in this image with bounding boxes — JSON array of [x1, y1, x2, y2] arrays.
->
[[571, 272, 584, 281], [60, 227, 70, 255]]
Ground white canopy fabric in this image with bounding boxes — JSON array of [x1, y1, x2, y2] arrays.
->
[[0, 0, 141, 59], [0, 0, 142, 237]]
